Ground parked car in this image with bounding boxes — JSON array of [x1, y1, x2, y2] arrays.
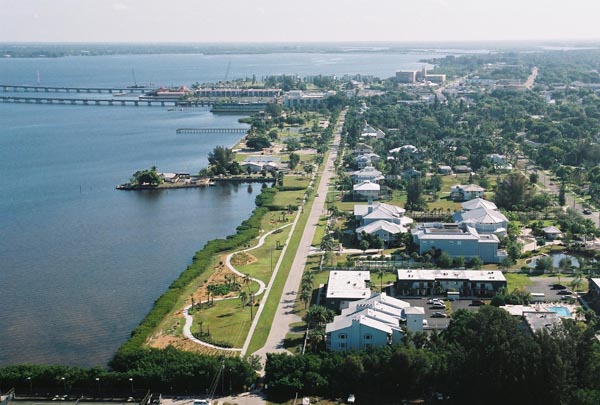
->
[[583, 208, 592, 215], [561, 295, 576, 301], [552, 284, 567, 290], [557, 290, 573, 295], [471, 300, 486, 306], [431, 311, 448, 318], [347, 394, 356, 404], [427, 298, 444, 304], [193, 400, 211, 405], [431, 303, 446, 309], [423, 319, 429, 326]]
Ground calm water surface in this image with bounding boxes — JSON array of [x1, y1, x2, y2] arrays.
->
[[0, 51, 443, 366]]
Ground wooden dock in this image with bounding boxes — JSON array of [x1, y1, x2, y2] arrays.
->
[[176, 128, 248, 134]]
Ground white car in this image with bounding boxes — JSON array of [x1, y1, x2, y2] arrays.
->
[[193, 400, 211, 405], [347, 394, 356, 404]]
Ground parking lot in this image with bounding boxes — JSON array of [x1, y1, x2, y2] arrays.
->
[[525, 276, 576, 302], [401, 297, 484, 330]]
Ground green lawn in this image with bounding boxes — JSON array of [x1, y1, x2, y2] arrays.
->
[[191, 298, 253, 348], [505, 273, 533, 291]]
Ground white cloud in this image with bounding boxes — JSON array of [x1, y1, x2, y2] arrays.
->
[[112, 2, 129, 11]]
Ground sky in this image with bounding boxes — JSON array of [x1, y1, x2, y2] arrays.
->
[[2, 0, 600, 43]]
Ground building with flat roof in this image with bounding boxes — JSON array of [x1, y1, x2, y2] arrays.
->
[[396, 70, 418, 83], [523, 311, 562, 334], [412, 223, 507, 263], [326, 270, 372, 310], [396, 269, 507, 297]]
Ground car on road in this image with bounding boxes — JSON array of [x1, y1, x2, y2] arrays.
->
[[583, 208, 593, 215], [471, 300, 486, 306], [431, 311, 448, 318], [552, 284, 567, 290], [557, 290, 573, 295]]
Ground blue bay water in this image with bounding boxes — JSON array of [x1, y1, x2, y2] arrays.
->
[[0, 50, 441, 366]]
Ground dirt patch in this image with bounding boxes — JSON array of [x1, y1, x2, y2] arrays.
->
[[148, 332, 238, 357], [231, 251, 257, 266], [189, 256, 242, 304]]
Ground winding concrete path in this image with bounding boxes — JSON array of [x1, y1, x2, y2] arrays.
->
[[251, 108, 346, 365], [181, 223, 292, 351]]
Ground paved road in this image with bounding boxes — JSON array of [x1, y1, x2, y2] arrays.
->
[[251, 108, 346, 365], [529, 165, 600, 227], [524, 66, 538, 90]]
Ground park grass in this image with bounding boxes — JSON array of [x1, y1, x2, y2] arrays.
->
[[237, 227, 292, 284], [191, 298, 253, 348]]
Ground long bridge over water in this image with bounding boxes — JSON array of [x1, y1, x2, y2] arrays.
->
[[0, 84, 151, 94], [0, 95, 177, 107]]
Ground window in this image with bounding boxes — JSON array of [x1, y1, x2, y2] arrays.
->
[[339, 333, 347, 340], [457, 241, 462, 246], [364, 334, 372, 340], [364, 343, 372, 348], [339, 342, 347, 348]]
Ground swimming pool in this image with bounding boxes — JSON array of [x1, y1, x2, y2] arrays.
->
[[548, 306, 572, 317]]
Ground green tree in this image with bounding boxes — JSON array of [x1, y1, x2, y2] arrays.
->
[[208, 145, 235, 175], [494, 172, 530, 210], [289, 152, 300, 170], [406, 177, 426, 211], [359, 239, 370, 253], [559, 182, 566, 206]]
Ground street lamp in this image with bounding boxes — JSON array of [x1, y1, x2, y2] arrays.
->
[[96, 377, 100, 396], [26, 377, 32, 394], [129, 378, 134, 394], [61, 377, 66, 394]]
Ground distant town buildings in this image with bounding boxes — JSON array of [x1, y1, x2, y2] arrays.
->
[[283, 90, 336, 107], [450, 184, 485, 201]]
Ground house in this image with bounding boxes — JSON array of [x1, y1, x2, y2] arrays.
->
[[356, 153, 380, 169], [461, 198, 497, 211], [450, 184, 485, 201], [411, 223, 507, 263], [159, 172, 178, 183], [487, 153, 513, 169], [396, 269, 507, 297], [361, 123, 386, 139], [402, 168, 422, 179], [354, 202, 413, 227], [354, 143, 374, 155], [353, 181, 380, 200], [438, 165, 453, 175], [389, 145, 419, 154], [241, 156, 281, 173], [453, 206, 508, 236], [453, 165, 473, 174], [542, 226, 563, 240], [326, 293, 422, 351], [356, 220, 409, 245], [351, 166, 384, 183], [325, 271, 372, 311]]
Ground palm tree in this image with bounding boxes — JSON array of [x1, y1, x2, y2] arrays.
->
[[570, 270, 583, 294], [377, 268, 386, 292], [300, 288, 312, 310], [239, 291, 248, 308]]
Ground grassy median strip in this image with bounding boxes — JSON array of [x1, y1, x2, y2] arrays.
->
[[245, 191, 316, 355]]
